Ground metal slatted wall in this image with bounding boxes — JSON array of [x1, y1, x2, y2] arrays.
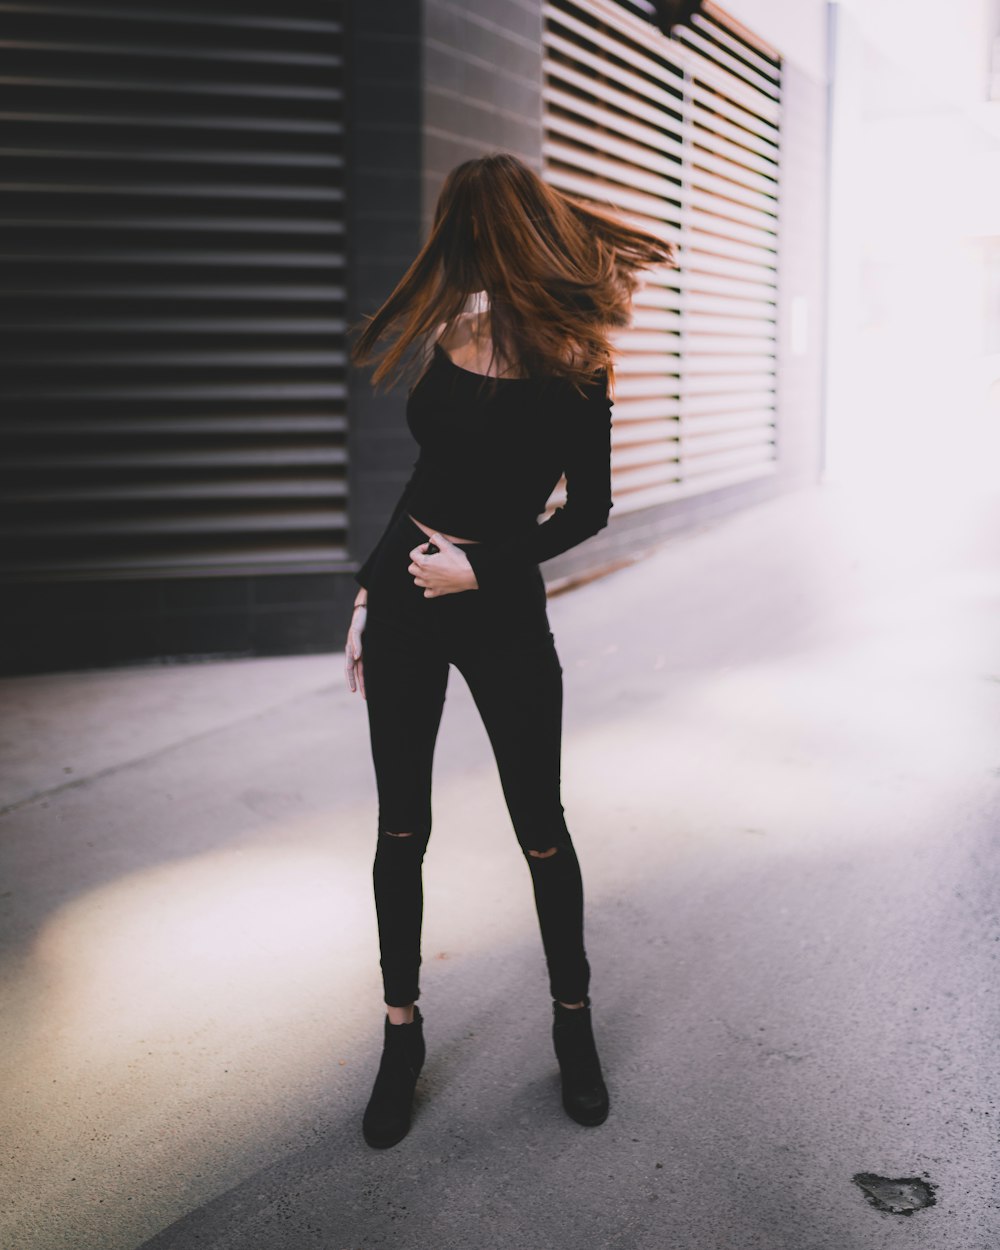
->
[[541, 0, 781, 514], [1, 1, 347, 592]]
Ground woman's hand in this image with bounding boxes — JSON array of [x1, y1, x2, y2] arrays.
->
[[346, 603, 367, 699], [409, 533, 479, 597]]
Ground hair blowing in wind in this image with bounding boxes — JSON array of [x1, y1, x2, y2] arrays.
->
[[349, 152, 678, 399]]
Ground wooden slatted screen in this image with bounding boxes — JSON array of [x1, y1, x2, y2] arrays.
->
[[542, 0, 781, 514], [1, 0, 347, 581]]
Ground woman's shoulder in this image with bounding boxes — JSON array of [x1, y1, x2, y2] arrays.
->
[[434, 315, 531, 380], [433, 319, 604, 379]]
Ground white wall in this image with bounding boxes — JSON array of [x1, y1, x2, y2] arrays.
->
[[824, 0, 1000, 490], [725, 0, 995, 97], [720, 0, 1000, 489], [838, 0, 994, 107]]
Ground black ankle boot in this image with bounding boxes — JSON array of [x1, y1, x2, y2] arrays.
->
[[362, 1005, 426, 1149], [552, 997, 609, 1126]]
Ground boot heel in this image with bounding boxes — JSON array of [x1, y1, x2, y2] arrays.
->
[[362, 1005, 426, 1148], [552, 998, 610, 1127]]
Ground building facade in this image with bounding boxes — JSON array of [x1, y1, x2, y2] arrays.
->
[[1, 0, 828, 674]]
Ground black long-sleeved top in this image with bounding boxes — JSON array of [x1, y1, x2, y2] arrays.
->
[[354, 341, 614, 593]]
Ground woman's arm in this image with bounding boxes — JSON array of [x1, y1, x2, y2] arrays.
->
[[461, 373, 614, 593], [353, 460, 420, 590], [354, 333, 442, 591]]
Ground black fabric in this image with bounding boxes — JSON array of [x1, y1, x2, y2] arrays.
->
[[354, 343, 614, 593], [362, 512, 592, 1008]]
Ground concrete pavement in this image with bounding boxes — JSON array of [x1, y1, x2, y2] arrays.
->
[[1, 477, 998, 1250]]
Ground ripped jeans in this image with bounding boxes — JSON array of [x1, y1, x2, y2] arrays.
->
[[362, 513, 591, 1008]]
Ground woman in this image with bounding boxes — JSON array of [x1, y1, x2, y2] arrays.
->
[[345, 153, 676, 1149]]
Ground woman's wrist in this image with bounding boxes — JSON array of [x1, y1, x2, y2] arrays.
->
[[353, 597, 368, 611]]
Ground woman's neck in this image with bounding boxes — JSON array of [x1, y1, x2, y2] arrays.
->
[[441, 311, 529, 380]]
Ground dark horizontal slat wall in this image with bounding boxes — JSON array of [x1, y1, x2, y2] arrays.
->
[[1, 0, 354, 671], [346, 0, 426, 591]]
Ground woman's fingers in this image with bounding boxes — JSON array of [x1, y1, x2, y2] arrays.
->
[[410, 535, 468, 596], [345, 625, 365, 696], [345, 641, 356, 692]]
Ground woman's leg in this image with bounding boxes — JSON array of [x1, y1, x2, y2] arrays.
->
[[456, 622, 608, 1126], [363, 616, 451, 1012], [453, 628, 591, 1007]]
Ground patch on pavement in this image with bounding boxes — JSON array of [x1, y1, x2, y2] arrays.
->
[[852, 1172, 937, 1215]]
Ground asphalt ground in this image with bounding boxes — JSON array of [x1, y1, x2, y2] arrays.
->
[[2, 477, 998, 1250]]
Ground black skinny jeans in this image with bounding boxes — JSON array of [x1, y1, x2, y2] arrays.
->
[[362, 512, 592, 1009]]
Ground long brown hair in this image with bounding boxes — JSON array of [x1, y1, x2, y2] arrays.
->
[[348, 152, 678, 400]]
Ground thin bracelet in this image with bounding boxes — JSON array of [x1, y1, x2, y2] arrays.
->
[[353, 601, 368, 611]]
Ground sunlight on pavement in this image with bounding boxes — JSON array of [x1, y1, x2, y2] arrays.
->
[[30, 842, 372, 1063]]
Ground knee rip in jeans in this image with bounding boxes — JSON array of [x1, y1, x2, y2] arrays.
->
[[376, 829, 430, 863], [377, 827, 429, 848], [380, 830, 426, 850]]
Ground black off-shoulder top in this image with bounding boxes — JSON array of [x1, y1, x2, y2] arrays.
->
[[354, 341, 615, 593]]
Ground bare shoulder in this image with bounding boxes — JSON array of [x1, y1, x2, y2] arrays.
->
[[435, 318, 604, 382], [437, 312, 488, 354], [438, 312, 535, 379]]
